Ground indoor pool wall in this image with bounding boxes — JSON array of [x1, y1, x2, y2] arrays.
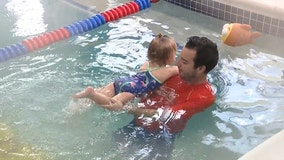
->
[[166, 0, 284, 38]]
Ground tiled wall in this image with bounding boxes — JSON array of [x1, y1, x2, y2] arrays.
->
[[165, 0, 284, 38]]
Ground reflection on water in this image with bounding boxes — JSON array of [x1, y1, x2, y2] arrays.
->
[[208, 48, 284, 155], [6, 0, 46, 37], [218, 49, 284, 105]]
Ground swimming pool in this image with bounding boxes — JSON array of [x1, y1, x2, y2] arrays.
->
[[0, 0, 284, 159]]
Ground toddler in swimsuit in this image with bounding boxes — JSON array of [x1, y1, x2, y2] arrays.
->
[[73, 33, 178, 111]]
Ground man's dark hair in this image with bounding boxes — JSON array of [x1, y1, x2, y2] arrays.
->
[[185, 36, 219, 73]]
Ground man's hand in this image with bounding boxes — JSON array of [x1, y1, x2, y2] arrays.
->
[[127, 107, 157, 117]]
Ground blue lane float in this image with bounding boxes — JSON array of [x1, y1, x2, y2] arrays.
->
[[0, 0, 154, 62]]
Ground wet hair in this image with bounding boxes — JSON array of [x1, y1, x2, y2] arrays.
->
[[147, 33, 177, 66], [185, 36, 219, 73]]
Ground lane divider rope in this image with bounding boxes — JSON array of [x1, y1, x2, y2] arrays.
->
[[0, 0, 156, 62]]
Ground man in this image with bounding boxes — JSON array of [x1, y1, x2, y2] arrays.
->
[[113, 36, 219, 159]]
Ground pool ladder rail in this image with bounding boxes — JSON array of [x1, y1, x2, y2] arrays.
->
[[0, 0, 157, 62]]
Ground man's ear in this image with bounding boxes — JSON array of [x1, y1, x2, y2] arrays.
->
[[198, 65, 206, 73]]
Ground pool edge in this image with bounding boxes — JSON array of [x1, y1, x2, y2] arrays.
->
[[238, 129, 284, 160]]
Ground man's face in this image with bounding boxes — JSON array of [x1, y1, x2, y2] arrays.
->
[[177, 47, 198, 81]]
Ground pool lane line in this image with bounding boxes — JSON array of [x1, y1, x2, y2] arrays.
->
[[0, 0, 154, 62], [63, 0, 99, 14]]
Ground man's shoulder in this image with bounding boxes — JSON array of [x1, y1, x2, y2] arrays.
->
[[165, 76, 213, 90], [164, 75, 181, 86]]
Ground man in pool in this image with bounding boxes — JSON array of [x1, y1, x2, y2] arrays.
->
[[112, 36, 219, 159]]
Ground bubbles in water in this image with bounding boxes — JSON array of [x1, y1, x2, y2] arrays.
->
[[63, 98, 93, 116]]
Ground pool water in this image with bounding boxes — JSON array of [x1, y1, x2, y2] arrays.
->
[[0, 0, 284, 160]]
